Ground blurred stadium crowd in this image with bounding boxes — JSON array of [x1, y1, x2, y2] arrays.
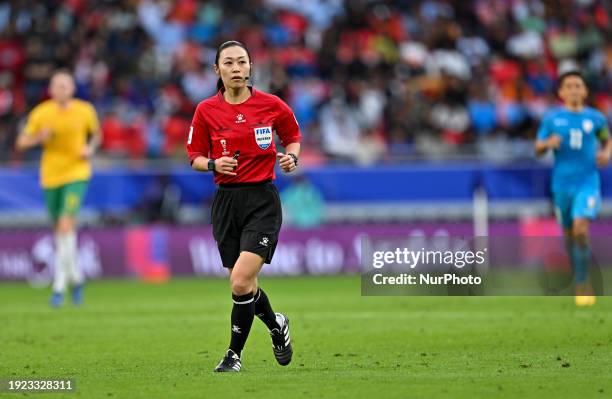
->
[[0, 0, 610, 164]]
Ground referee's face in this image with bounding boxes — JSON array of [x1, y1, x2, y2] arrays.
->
[[50, 73, 76, 103], [215, 46, 251, 91]]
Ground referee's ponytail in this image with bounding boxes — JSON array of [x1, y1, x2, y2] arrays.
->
[[215, 40, 252, 92]]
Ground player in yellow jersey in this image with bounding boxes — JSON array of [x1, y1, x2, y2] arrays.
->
[[16, 69, 100, 307]]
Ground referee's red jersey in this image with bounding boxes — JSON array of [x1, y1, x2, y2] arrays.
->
[[186, 88, 301, 184]]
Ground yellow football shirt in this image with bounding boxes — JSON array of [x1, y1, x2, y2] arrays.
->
[[23, 99, 99, 188]]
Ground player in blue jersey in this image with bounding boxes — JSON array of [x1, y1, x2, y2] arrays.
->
[[535, 71, 612, 306]]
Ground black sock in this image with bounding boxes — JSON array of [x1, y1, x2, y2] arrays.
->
[[229, 292, 255, 357], [253, 288, 280, 330]]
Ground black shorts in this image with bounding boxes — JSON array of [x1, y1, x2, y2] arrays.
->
[[211, 180, 282, 268]]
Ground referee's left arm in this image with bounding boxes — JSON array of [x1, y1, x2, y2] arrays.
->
[[274, 98, 302, 173], [277, 142, 301, 173], [284, 142, 300, 158]]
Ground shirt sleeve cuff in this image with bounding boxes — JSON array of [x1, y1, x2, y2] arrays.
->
[[281, 137, 301, 147]]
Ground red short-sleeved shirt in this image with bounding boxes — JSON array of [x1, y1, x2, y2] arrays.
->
[[186, 88, 301, 184]]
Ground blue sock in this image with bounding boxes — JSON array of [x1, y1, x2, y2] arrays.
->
[[570, 242, 590, 284]]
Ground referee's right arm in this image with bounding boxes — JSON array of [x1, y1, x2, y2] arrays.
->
[[191, 155, 238, 176], [186, 106, 237, 175], [190, 156, 210, 172]]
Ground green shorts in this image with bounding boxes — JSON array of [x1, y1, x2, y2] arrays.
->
[[43, 180, 88, 222]]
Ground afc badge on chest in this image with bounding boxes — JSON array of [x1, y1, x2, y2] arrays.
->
[[254, 126, 273, 150]]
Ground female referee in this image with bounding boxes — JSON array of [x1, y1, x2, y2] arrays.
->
[[186, 41, 301, 372]]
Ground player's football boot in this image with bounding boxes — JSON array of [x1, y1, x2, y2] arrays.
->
[[214, 349, 241, 372], [49, 292, 64, 308], [72, 284, 84, 306], [270, 312, 292, 366], [575, 295, 596, 307]]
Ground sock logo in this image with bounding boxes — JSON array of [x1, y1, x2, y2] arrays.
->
[[232, 325, 242, 334], [259, 236, 269, 247]]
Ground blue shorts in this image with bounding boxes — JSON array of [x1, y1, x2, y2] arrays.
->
[[553, 185, 601, 229]]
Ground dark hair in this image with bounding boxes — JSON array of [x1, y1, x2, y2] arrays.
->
[[557, 70, 585, 89], [215, 40, 252, 92], [50, 68, 74, 80]]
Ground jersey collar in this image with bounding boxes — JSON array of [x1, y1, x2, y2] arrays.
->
[[217, 87, 256, 106]]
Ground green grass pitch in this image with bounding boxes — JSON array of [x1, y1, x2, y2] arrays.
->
[[1, 275, 611, 398]]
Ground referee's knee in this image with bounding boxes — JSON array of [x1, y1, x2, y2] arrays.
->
[[230, 274, 254, 296]]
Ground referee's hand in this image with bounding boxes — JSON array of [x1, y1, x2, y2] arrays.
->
[[215, 157, 238, 176], [277, 152, 296, 173]]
